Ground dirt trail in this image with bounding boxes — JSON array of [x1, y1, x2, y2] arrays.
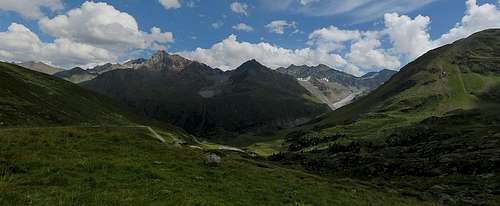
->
[[0, 125, 167, 143]]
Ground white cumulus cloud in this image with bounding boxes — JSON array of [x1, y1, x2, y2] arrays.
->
[[0, 23, 113, 67], [265, 20, 297, 34], [308, 26, 361, 51], [179, 34, 355, 73], [346, 31, 401, 71], [232, 23, 254, 32], [212, 21, 224, 29], [0, 1, 174, 68], [0, 0, 62, 19], [231, 2, 249, 16], [384, 13, 435, 60], [179, 0, 500, 76], [39, 1, 173, 53], [438, 0, 500, 45], [159, 0, 181, 10]]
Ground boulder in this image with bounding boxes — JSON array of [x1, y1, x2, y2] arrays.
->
[[206, 153, 222, 167]]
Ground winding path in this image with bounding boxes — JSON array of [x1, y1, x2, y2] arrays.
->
[[0, 125, 167, 143]]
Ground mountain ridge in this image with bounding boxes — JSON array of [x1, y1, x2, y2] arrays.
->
[[16, 61, 64, 75], [277, 64, 396, 109], [81, 55, 330, 141]]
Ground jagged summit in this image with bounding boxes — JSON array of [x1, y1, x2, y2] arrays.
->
[[142, 50, 192, 71], [237, 59, 265, 69]]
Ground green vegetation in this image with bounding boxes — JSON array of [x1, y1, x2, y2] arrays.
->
[[285, 29, 500, 146], [0, 127, 438, 206], [2, 29, 500, 205], [0, 61, 441, 205], [269, 29, 500, 205], [0, 62, 129, 127]]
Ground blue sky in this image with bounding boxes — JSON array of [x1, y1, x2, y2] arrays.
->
[[0, 0, 499, 75]]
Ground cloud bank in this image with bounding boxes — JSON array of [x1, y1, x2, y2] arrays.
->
[[0, 1, 173, 68], [182, 0, 500, 76]]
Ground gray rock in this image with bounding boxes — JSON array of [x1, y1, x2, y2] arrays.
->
[[206, 153, 222, 167]]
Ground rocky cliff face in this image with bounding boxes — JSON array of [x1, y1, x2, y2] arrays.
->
[[277, 65, 396, 110], [140, 50, 192, 71]]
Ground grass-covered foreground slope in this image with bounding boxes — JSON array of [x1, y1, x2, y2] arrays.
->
[[0, 62, 129, 127], [0, 127, 438, 206]]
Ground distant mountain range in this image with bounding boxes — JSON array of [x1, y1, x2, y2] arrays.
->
[[80, 51, 330, 139], [277, 64, 396, 109], [50, 59, 147, 83], [28, 52, 395, 113]]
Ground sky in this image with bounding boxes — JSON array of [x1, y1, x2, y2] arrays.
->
[[0, 0, 499, 76]]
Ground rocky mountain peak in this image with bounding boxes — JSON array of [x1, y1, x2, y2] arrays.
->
[[236, 59, 266, 71], [143, 50, 192, 71]]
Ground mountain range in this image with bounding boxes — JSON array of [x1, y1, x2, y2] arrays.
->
[[81, 52, 330, 139], [17, 50, 395, 140]]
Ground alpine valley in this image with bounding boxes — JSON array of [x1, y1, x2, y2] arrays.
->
[[1, 5, 500, 205]]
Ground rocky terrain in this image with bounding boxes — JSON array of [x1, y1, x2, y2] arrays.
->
[[277, 65, 396, 109]]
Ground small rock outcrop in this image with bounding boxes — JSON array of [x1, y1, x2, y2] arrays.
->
[[206, 153, 222, 167]]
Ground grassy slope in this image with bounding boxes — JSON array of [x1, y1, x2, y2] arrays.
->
[[258, 29, 500, 206], [292, 29, 500, 144], [0, 60, 194, 150], [0, 127, 438, 206], [0, 62, 129, 127]]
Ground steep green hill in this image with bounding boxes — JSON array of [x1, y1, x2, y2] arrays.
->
[[272, 30, 500, 204], [301, 29, 500, 141], [0, 62, 129, 127]]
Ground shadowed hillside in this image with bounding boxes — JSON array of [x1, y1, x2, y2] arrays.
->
[[0, 62, 130, 127], [82, 53, 330, 141]]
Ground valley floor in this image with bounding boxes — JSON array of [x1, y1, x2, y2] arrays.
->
[[0, 126, 440, 206]]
